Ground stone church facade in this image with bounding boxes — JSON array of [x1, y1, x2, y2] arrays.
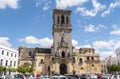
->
[[18, 9, 102, 76]]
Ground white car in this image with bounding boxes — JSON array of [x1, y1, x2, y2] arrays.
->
[[111, 75, 120, 79], [51, 75, 66, 79], [0, 75, 12, 79], [89, 74, 97, 79]]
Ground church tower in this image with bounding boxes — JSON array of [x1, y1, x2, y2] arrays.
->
[[51, 9, 75, 74]]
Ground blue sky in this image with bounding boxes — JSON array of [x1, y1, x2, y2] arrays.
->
[[0, 0, 120, 59]]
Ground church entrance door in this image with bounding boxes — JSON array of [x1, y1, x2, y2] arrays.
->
[[60, 63, 67, 75]]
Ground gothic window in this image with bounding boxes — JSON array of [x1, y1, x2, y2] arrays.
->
[[91, 57, 94, 60], [41, 59, 43, 63], [52, 57, 54, 61], [62, 51, 65, 58], [57, 16, 60, 24], [87, 57, 90, 61], [61, 15, 64, 24], [79, 58, 82, 63]]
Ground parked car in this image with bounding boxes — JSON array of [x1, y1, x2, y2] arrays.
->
[[51, 75, 67, 79], [24, 74, 33, 79], [110, 75, 120, 79], [89, 74, 97, 79], [81, 74, 89, 79], [12, 74, 26, 79], [0, 75, 12, 79], [101, 76, 110, 79], [73, 74, 82, 79], [65, 74, 76, 79]]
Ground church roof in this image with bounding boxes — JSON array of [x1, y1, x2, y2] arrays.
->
[[34, 47, 51, 54]]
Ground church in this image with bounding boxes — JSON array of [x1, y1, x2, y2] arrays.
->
[[18, 9, 103, 76]]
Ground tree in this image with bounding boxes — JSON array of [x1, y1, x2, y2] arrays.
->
[[0, 66, 4, 76], [7, 67, 17, 75], [107, 65, 120, 74], [17, 65, 33, 74]]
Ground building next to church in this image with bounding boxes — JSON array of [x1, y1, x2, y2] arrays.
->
[[18, 9, 102, 76], [0, 45, 18, 75], [0, 45, 18, 68]]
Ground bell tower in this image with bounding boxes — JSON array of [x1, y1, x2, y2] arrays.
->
[[50, 9, 75, 74], [51, 9, 73, 57]]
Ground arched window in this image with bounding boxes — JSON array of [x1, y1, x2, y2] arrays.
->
[[91, 57, 94, 60], [41, 59, 43, 63], [61, 15, 64, 24], [87, 57, 90, 61], [51, 57, 54, 61], [79, 58, 82, 63], [62, 51, 65, 58]]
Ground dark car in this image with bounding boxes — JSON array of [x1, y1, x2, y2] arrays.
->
[[81, 74, 89, 79], [73, 74, 81, 79]]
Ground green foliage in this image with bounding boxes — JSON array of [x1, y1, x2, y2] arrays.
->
[[0, 66, 4, 72], [7, 67, 17, 72], [107, 65, 120, 73], [17, 65, 33, 74]]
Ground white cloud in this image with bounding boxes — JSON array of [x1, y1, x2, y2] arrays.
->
[[76, 0, 105, 17], [85, 24, 107, 32], [101, 0, 120, 17], [43, 1, 51, 11], [110, 30, 120, 35], [93, 41, 113, 49], [72, 39, 91, 49], [0, 37, 12, 47], [36, 0, 41, 7], [111, 24, 119, 30], [80, 44, 91, 48], [92, 39, 118, 60], [0, 0, 19, 9], [39, 37, 53, 47], [91, 38, 120, 60], [72, 39, 78, 47], [110, 24, 120, 35], [55, 0, 88, 9], [99, 51, 115, 60], [19, 36, 53, 48], [85, 24, 95, 32]]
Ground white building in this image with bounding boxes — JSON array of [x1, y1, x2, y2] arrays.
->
[[115, 47, 120, 65], [0, 45, 18, 68]]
